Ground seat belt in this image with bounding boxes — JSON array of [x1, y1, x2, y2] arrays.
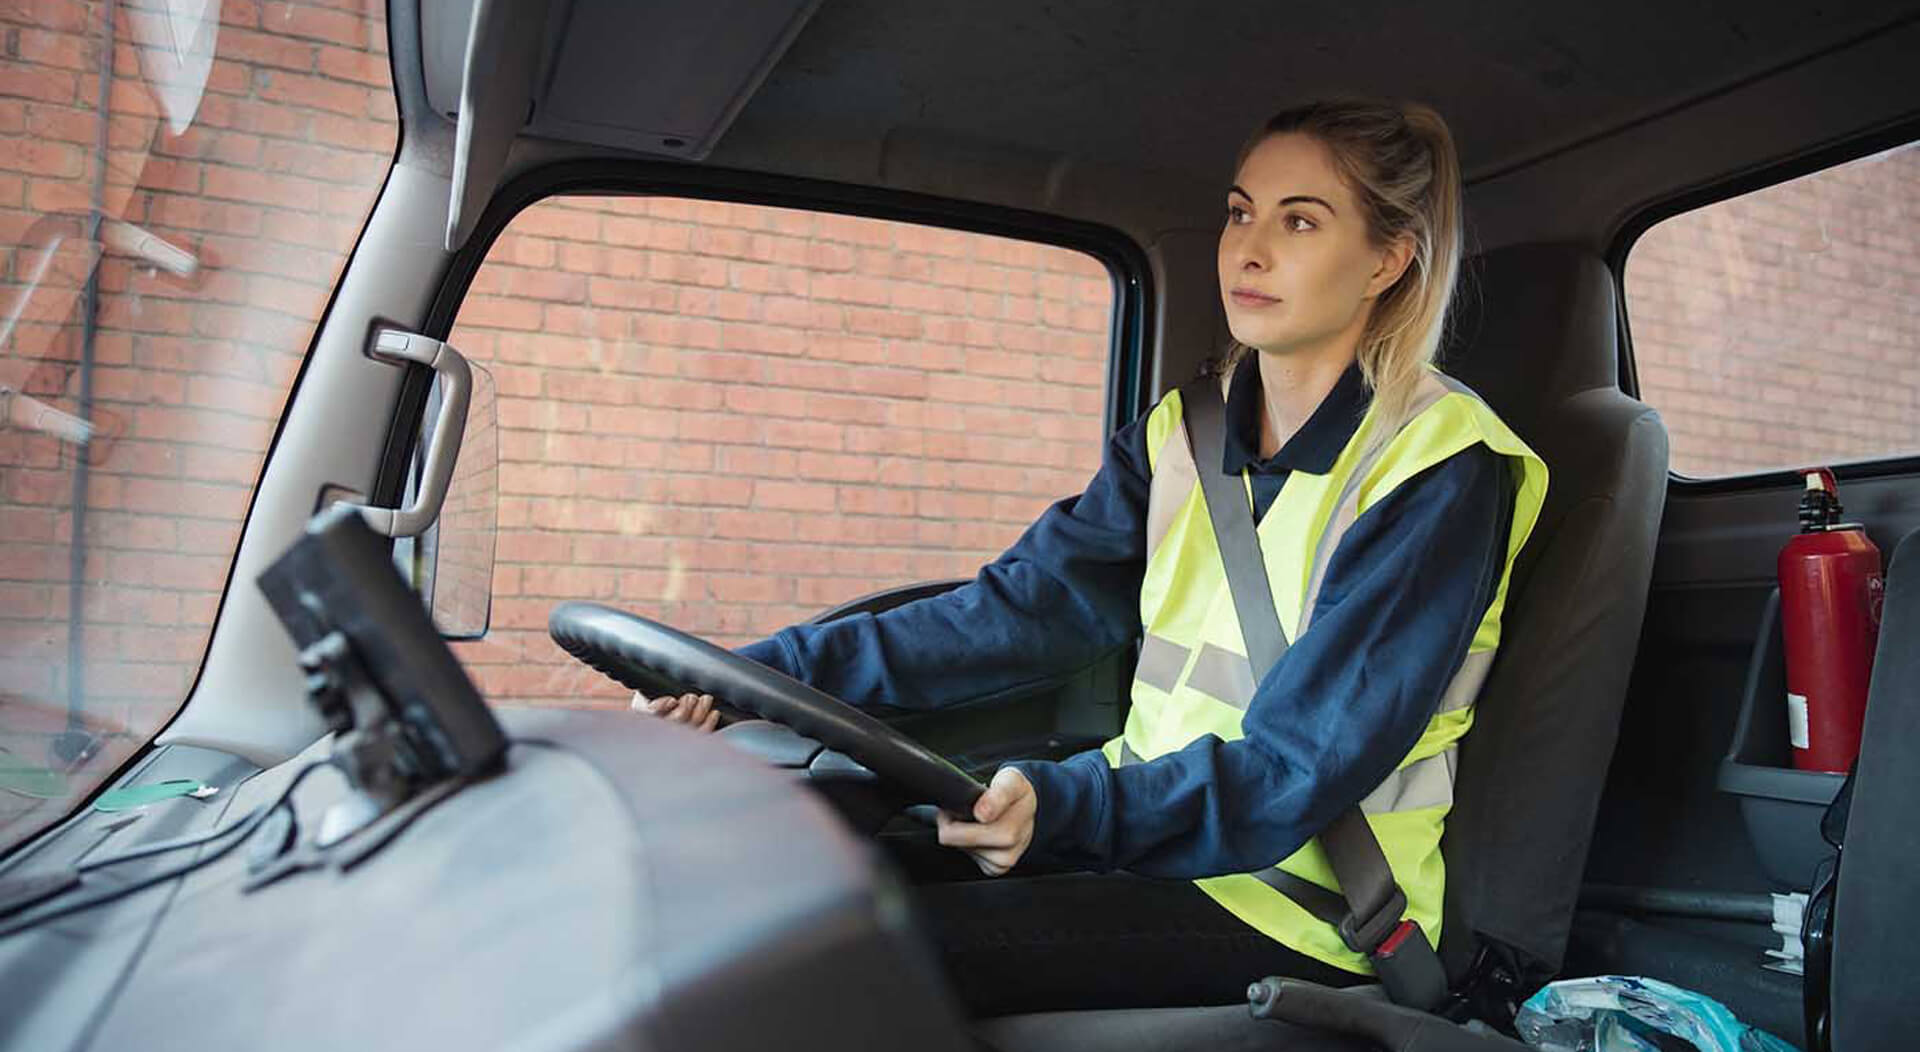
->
[[1180, 377, 1451, 1012]]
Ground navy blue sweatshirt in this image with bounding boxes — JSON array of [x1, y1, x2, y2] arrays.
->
[[737, 357, 1515, 879]]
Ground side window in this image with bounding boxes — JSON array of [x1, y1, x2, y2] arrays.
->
[[447, 198, 1114, 707], [1624, 139, 1920, 478]]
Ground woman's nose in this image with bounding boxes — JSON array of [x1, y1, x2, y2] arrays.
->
[[1234, 234, 1270, 272]]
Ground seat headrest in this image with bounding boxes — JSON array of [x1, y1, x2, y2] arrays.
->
[[1441, 243, 1622, 421]]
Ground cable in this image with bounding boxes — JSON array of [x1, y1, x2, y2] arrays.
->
[[0, 759, 338, 939], [75, 804, 268, 873]]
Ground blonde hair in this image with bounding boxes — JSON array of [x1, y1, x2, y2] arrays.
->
[[1220, 98, 1464, 458]]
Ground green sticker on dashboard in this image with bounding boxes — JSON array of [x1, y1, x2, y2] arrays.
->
[[92, 779, 214, 812]]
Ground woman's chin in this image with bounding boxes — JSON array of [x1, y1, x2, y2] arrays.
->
[[1228, 330, 1288, 355]]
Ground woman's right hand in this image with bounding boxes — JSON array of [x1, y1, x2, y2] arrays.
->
[[631, 690, 721, 733]]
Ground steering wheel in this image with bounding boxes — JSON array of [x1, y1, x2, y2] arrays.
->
[[548, 601, 985, 815]]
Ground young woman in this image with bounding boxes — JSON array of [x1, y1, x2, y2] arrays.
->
[[641, 97, 1548, 1014]]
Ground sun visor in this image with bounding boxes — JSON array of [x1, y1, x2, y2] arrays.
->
[[426, 0, 824, 251]]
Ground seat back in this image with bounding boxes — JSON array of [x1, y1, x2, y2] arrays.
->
[[1436, 243, 1671, 990], [1829, 528, 1920, 1049]]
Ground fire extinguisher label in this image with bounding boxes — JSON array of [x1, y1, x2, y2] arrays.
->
[[1788, 693, 1811, 750]]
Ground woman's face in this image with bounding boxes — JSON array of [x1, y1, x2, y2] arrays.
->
[[1217, 132, 1410, 358]]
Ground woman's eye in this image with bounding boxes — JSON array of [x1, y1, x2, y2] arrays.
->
[[1226, 204, 1249, 224], [1285, 214, 1316, 232]]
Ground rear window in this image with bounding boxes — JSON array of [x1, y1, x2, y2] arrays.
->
[[444, 196, 1114, 707], [1623, 138, 1920, 478]]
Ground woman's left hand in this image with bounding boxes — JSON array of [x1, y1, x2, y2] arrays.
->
[[936, 767, 1036, 876]]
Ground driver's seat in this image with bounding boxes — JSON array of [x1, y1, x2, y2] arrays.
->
[[977, 242, 1670, 1048]]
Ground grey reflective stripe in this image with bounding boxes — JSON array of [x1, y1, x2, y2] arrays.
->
[[1433, 371, 1479, 399], [1297, 373, 1452, 637], [1118, 740, 1146, 766], [1135, 634, 1191, 694], [1148, 374, 1237, 554], [1331, 653, 1485, 818], [1146, 412, 1201, 555], [1440, 649, 1495, 714], [1355, 746, 1457, 814], [1185, 643, 1257, 709]]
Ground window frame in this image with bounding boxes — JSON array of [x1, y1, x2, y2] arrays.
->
[[1606, 114, 1920, 493], [368, 160, 1154, 537]]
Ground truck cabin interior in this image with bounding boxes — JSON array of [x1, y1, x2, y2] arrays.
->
[[0, 0, 1917, 1050]]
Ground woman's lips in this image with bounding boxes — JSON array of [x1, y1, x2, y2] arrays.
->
[[1230, 289, 1281, 308]]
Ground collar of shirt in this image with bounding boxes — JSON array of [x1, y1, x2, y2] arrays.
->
[[1221, 355, 1372, 477]]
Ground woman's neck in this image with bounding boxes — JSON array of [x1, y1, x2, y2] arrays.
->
[[1255, 348, 1356, 459]]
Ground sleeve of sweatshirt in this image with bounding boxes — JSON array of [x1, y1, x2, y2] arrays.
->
[[732, 413, 1154, 711], [1008, 443, 1516, 878]]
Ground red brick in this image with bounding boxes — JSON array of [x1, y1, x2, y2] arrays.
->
[[846, 308, 923, 339], [707, 573, 788, 603], [4, 139, 88, 188], [202, 164, 319, 208], [460, 295, 543, 332], [308, 109, 395, 151], [316, 43, 390, 87], [0, 581, 55, 619], [718, 323, 805, 357], [797, 451, 877, 484], [112, 477, 250, 521], [512, 204, 599, 242], [585, 277, 675, 313], [260, 139, 374, 183], [647, 251, 728, 288], [762, 418, 842, 449], [763, 298, 838, 330], [0, 65, 79, 104], [186, 374, 286, 417], [497, 234, 556, 267], [691, 226, 754, 258], [258, 2, 370, 47], [212, 25, 317, 71], [585, 405, 672, 438]]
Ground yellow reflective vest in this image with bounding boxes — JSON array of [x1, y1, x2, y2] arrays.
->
[[1099, 365, 1549, 973]]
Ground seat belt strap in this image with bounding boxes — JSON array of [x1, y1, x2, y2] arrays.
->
[[1179, 377, 1449, 1012], [1181, 380, 1289, 666]]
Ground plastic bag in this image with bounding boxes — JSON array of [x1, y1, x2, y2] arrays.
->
[[1515, 975, 1801, 1052]]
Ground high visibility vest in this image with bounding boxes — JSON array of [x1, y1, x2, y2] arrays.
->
[[1100, 366, 1549, 973]]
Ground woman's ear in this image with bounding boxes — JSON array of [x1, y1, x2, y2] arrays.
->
[[1365, 234, 1417, 299]]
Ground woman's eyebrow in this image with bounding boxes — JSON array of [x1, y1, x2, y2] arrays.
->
[[1226, 185, 1337, 216]]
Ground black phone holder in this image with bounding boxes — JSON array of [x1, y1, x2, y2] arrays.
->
[[258, 504, 507, 849]]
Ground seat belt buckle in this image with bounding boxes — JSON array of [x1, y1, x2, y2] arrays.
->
[[1336, 885, 1407, 955], [1368, 919, 1450, 1012]]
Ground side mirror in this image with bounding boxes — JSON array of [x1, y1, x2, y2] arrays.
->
[[393, 356, 498, 640]]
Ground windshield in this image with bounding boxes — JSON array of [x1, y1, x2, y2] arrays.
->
[[0, 0, 398, 851]]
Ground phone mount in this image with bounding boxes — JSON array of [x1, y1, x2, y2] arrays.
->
[[258, 504, 507, 848]]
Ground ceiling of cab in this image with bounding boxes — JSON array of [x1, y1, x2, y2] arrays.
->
[[706, 0, 1917, 187]]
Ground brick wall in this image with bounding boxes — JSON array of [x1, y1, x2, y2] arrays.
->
[[1625, 142, 1920, 477], [442, 197, 1113, 706]]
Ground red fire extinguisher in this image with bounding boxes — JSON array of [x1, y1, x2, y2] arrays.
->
[[1778, 468, 1883, 773]]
